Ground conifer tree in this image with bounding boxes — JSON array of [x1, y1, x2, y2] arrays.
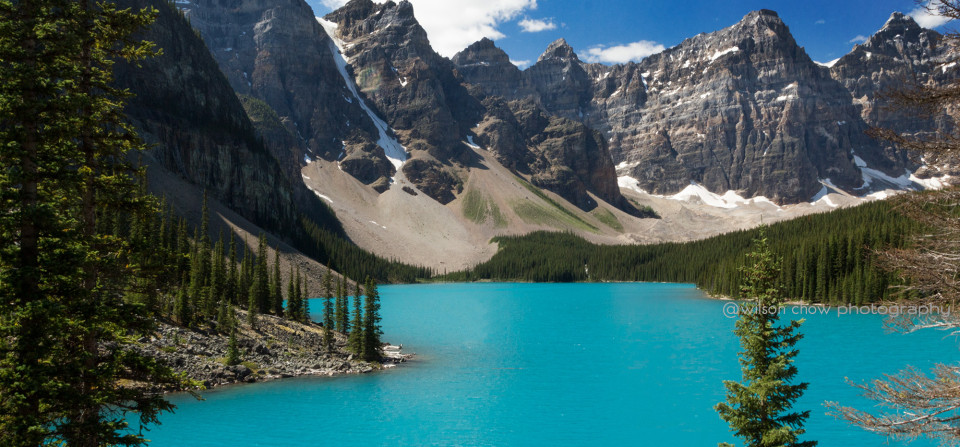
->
[[176, 219, 190, 280], [271, 248, 283, 316], [226, 330, 241, 367], [322, 268, 335, 352], [715, 231, 815, 447], [217, 299, 230, 332], [175, 273, 192, 327], [240, 242, 252, 304], [0, 2, 183, 443], [336, 276, 348, 334], [253, 233, 270, 313], [348, 281, 364, 355], [361, 277, 383, 361], [286, 268, 302, 321], [226, 233, 238, 305], [247, 278, 260, 330], [198, 194, 212, 313], [207, 233, 226, 319], [334, 276, 342, 332], [296, 267, 308, 322]]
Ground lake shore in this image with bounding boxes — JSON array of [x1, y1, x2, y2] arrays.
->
[[704, 290, 829, 307], [137, 310, 412, 392]]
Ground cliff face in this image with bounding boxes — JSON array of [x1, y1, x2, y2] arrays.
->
[[323, 0, 486, 202], [618, 10, 884, 202], [450, 38, 523, 100], [185, 0, 394, 185], [158, 0, 950, 215], [830, 13, 953, 147], [456, 10, 938, 203], [115, 0, 340, 238]]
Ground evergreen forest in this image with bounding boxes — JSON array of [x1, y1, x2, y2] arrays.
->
[[445, 199, 912, 304]]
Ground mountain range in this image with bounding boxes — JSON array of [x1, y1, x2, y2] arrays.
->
[[116, 0, 954, 271]]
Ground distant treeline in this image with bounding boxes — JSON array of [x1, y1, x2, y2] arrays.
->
[[444, 201, 910, 304]]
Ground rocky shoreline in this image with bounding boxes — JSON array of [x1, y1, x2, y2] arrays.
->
[[137, 310, 412, 391]]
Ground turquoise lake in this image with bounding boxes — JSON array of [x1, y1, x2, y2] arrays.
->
[[144, 283, 960, 446]]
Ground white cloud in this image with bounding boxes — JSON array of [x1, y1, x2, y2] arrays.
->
[[815, 19, 825, 25], [584, 41, 665, 64], [518, 17, 556, 32], [909, 3, 953, 28], [849, 35, 868, 44], [510, 59, 531, 68]]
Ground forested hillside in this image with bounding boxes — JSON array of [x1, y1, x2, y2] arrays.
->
[[446, 199, 913, 304]]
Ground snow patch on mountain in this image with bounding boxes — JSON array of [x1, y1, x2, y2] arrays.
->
[[320, 23, 408, 169], [709, 46, 740, 62]]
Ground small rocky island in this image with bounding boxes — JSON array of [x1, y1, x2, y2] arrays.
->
[[138, 309, 411, 390]]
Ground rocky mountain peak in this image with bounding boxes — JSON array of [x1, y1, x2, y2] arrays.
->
[[731, 9, 795, 44], [868, 11, 927, 46], [538, 38, 579, 63], [453, 37, 513, 67], [829, 9, 948, 155], [394, 0, 415, 18], [882, 11, 915, 29]]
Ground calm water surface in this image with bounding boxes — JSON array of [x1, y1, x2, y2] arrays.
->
[[144, 283, 959, 446]]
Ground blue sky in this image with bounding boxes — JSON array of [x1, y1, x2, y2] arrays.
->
[[308, 0, 954, 66]]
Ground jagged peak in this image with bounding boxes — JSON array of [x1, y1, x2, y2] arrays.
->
[[394, 0, 415, 19], [880, 11, 921, 31], [728, 9, 795, 45], [452, 37, 511, 65], [468, 37, 497, 51], [538, 38, 579, 63], [739, 9, 783, 25]]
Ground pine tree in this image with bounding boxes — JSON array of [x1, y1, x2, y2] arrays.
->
[[271, 247, 283, 316], [296, 267, 308, 322], [361, 277, 383, 361], [286, 268, 302, 321], [715, 230, 816, 447], [336, 276, 349, 334], [253, 233, 270, 313], [226, 233, 238, 305], [0, 2, 183, 444], [247, 282, 259, 330], [322, 268, 335, 352], [207, 233, 226, 319], [348, 281, 364, 355], [198, 193, 212, 315], [176, 219, 190, 280], [239, 241, 252, 303], [175, 273, 192, 327], [217, 299, 230, 332], [226, 330, 241, 367]]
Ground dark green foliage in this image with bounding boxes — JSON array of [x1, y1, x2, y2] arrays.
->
[[225, 330, 241, 367], [336, 276, 350, 335], [299, 217, 433, 284], [286, 268, 302, 321], [361, 277, 382, 361], [447, 201, 909, 303], [175, 273, 192, 327], [348, 281, 364, 355], [207, 233, 226, 320], [0, 1, 186, 444], [271, 248, 283, 316], [715, 231, 816, 447], [297, 267, 308, 322], [240, 242, 253, 303], [322, 268, 335, 352], [226, 234, 238, 306], [252, 233, 270, 313], [247, 281, 259, 330]]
